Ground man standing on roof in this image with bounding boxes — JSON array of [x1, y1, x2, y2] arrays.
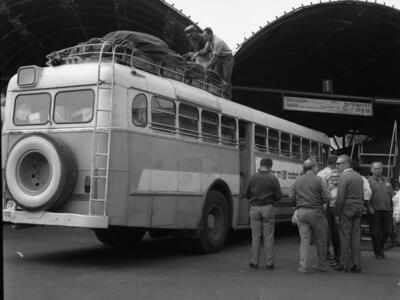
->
[[193, 27, 233, 99], [183, 25, 211, 69]]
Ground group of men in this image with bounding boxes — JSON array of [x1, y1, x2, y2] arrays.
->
[[245, 154, 396, 274], [183, 25, 233, 99]]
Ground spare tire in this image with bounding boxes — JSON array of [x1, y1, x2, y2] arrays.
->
[[5, 133, 77, 211]]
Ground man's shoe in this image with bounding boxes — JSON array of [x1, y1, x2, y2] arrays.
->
[[266, 264, 275, 270], [350, 265, 362, 273], [375, 255, 383, 260], [333, 264, 347, 272], [297, 267, 310, 274], [312, 264, 328, 272], [249, 263, 258, 270]]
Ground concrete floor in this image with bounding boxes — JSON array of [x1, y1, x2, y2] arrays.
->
[[3, 224, 400, 300]]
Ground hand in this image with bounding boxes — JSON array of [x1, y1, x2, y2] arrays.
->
[[367, 206, 375, 215], [335, 216, 340, 225]]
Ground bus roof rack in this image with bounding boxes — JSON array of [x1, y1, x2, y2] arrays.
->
[[45, 42, 227, 99]]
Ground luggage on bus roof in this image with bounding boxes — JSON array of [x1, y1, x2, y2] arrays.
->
[[103, 31, 168, 63]]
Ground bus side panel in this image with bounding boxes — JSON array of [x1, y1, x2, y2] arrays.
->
[[220, 147, 240, 226], [106, 130, 129, 225], [176, 140, 202, 228]]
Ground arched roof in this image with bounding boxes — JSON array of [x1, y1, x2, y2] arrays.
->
[[233, 1, 400, 136], [0, 0, 196, 91]]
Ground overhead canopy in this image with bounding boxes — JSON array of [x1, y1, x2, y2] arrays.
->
[[233, 1, 400, 136], [0, 0, 195, 91]]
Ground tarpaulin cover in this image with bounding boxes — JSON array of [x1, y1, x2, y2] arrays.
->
[[103, 31, 168, 62]]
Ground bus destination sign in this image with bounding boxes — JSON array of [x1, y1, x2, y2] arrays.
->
[[283, 96, 373, 116]]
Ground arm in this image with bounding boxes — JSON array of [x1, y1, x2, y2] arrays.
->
[[320, 177, 332, 203], [363, 178, 374, 214], [273, 177, 282, 202], [334, 176, 346, 217], [193, 41, 211, 59]]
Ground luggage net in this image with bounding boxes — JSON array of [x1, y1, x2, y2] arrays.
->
[[45, 32, 228, 98]]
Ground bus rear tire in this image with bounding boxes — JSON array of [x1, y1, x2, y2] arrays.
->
[[94, 226, 146, 247], [192, 191, 230, 253]]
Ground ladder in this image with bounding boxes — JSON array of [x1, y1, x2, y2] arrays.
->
[[88, 42, 116, 216]]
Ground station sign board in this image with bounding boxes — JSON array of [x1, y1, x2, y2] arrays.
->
[[283, 96, 373, 116]]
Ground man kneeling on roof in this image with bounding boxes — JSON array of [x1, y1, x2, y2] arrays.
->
[[192, 27, 233, 99]]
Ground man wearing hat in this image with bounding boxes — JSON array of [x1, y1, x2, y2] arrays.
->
[[183, 25, 210, 68], [244, 157, 282, 270], [193, 27, 233, 98]]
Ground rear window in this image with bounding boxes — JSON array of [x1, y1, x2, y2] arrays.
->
[[14, 93, 51, 125], [54, 90, 94, 123]]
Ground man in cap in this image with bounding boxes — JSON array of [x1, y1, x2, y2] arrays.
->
[[193, 27, 233, 98], [289, 159, 331, 274], [368, 161, 394, 259], [183, 25, 210, 69], [244, 157, 282, 270]]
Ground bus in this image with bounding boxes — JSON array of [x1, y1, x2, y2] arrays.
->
[[2, 41, 330, 253]]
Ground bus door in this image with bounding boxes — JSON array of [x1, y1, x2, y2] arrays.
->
[[238, 120, 253, 225]]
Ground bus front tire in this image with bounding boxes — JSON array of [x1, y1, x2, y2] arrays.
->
[[94, 226, 146, 247], [193, 191, 230, 253]]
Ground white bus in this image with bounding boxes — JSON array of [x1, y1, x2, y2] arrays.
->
[[2, 42, 330, 253]]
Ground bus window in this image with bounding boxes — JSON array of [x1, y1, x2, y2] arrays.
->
[[132, 94, 147, 127], [292, 135, 301, 159], [151, 96, 176, 133], [254, 125, 266, 151], [14, 93, 51, 125], [268, 128, 279, 154], [54, 90, 94, 124], [301, 138, 310, 160], [322, 144, 330, 162], [311, 141, 319, 161], [221, 116, 236, 146], [201, 110, 219, 143], [281, 132, 290, 156], [179, 103, 199, 138]]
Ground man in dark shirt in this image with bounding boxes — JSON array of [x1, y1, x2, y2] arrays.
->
[[368, 161, 394, 259], [245, 157, 282, 270], [334, 154, 364, 273], [289, 159, 331, 274]]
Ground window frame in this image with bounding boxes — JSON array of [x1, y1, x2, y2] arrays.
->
[[178, 103, 199, 138], [151, 96, 176, 133], [268, 128, 279, 154], [254, 125, 267, 152], [221, 115, 237, 146], [280, 132, 291, 157], [292, 135, 301, 159], [13, 92, 51, 126], [201, 109, 219, 143], [53, 89, 95, 124], [131, 93, 148, 127]]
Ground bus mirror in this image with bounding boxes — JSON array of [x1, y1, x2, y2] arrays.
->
[[17, 66, 41, 87]]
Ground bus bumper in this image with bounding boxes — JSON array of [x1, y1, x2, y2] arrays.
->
[[3, 209, 108, 229]]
